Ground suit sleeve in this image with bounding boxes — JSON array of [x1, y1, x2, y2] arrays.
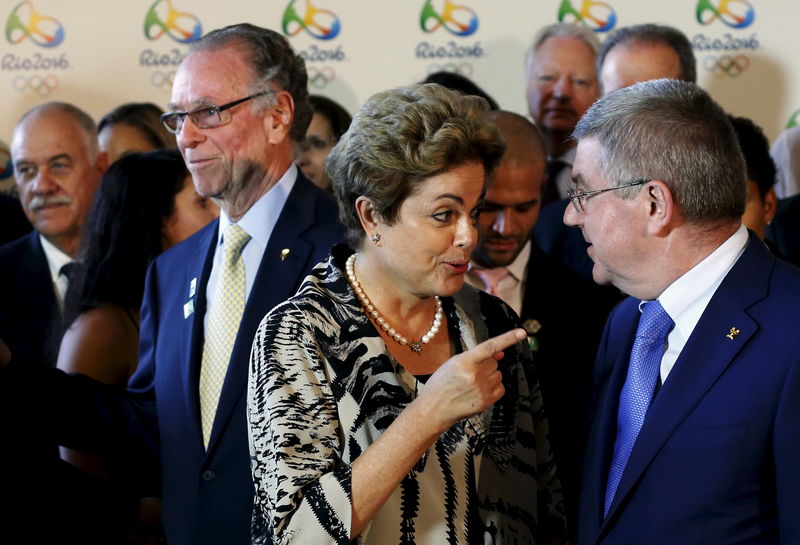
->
[[775, 351, 800, 544], [248, 302, 355, 545]]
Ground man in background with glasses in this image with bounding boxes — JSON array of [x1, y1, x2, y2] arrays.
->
[[1, 24, 343, 545], [571, 79, 800, 545]]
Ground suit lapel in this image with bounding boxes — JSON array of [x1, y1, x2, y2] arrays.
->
[[206, 176, 318, 452], [181, 221, 219, 442], [600, 235, 773, 534], [582, 300, 639, 540]]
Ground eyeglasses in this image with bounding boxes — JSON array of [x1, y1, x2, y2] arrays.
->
[[566, 179, 650, 213], [160, 91, 270, 134]]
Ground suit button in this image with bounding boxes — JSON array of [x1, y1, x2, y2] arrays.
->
[[201, 470, 215, 482]]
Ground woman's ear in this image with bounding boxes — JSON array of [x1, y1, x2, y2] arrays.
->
[[355, 196, 381, 236]]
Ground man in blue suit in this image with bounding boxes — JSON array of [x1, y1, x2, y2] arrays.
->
[[0, 24, 342, 545], [132, 24, 342, 545], [565, 79, 800, 545]]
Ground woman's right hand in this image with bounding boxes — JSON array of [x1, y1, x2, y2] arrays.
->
[[417, 328, 526, 431]]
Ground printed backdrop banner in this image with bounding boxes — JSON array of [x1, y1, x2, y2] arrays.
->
[[0, 0, 796, 193]]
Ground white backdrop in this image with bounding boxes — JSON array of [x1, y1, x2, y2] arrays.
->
[[1, 0, 797, 194]]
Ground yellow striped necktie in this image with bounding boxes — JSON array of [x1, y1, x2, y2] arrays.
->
[[199, 223, 251, 447]]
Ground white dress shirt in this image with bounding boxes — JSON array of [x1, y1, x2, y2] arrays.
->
[[39, 234, 73, 306], [654, 224, 749, 384], [204, 165, 297, 325]]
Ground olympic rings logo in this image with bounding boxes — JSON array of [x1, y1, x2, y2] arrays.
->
[[5, 1, 65, 48], [12, 73, 58, 96], [704, 54, 749, 77], [420, 0, 479, 37], [696, 0, 755, 29], [427, 62, 474, 78], [307, 66, 335, 89], [150, 70, 176, 91], [282, 0, 341, 41], [558, 0, 617, 33], [144, 0, 202, 44]]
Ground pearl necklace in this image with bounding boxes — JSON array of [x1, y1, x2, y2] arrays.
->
[[345, 253, 443, 353]]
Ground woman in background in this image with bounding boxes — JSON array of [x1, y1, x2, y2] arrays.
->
[[58, 149, 217, 384], [57, 150, 217, 544], [98, 102, 176, 163], [297, 94, 351, 190]]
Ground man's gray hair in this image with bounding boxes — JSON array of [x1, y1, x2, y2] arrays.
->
[[15, 101, 99, 158], [597, 24, 696, 86], [574, 78, 746, 223], [526, 22, 600, 70], [189, 23, 311, 142]]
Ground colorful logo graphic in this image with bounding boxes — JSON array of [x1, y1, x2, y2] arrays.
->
[[704, 54, 749, 77], [786, 109, 800, 129], [144, 0, 202, 43], [696, 0, 755, 29], [0, 140, 12, 181], [282, 0, 341, 40], [420, 0, 479, 37], [5, 1, 64, 48], [558, 0, 617, 33]]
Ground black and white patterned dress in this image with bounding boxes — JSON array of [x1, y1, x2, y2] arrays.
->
[[247, 246, 566, 545]]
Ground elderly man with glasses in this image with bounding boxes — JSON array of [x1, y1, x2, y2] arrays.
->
[[569, 79, 800, 545], [137, 24, 342, 545], [0, 23, 343, 545]]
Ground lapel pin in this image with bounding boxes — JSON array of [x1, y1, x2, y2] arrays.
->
[[726, 327, 740, 340], [189, 277, 197, 297], [183, 299, 195, 319], [280, 248, 291, 261]]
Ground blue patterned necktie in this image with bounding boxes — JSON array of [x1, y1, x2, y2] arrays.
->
[[605, 300, 674, 516]]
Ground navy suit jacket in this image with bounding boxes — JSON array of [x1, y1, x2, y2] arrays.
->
[[518, 241, 619, 538], [0, 231, 60, 367], [579, 234, 800, 545], [129, 174, 343, 545]]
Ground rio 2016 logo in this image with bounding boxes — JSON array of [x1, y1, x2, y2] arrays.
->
[[5, 1, 64, 48], [558, 0, 617, 33], [282, 0, 341, 41], [420, 0, 479, 37], [696, 0, 755, 29], [144, 0, 202, 44]]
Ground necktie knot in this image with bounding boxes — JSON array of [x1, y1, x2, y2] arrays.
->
[[59, 261, 80, 283], [637, 300, 674, 340], [473, 267, 510, 296], [224, 224, 251, 263]]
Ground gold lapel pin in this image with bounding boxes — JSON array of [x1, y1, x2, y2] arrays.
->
[[280, 248, 291, 261], [726, 327, 740, 340]]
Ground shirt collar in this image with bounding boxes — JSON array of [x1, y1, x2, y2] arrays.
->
[[39, 234, 73, 283], [470, 240, 530, 283], [657, 223, 748, 335], [217, 164, 298, 247]]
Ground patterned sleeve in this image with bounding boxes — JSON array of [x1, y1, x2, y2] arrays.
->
[[247, 301, 354, 545]]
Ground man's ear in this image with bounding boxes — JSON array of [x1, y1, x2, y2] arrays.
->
[[263, 90, 294, 145], [645, 180, 675, 236], [763, 187, 778, 226]]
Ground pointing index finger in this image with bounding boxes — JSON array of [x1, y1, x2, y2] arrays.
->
[[471, 328, 526, 363]]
